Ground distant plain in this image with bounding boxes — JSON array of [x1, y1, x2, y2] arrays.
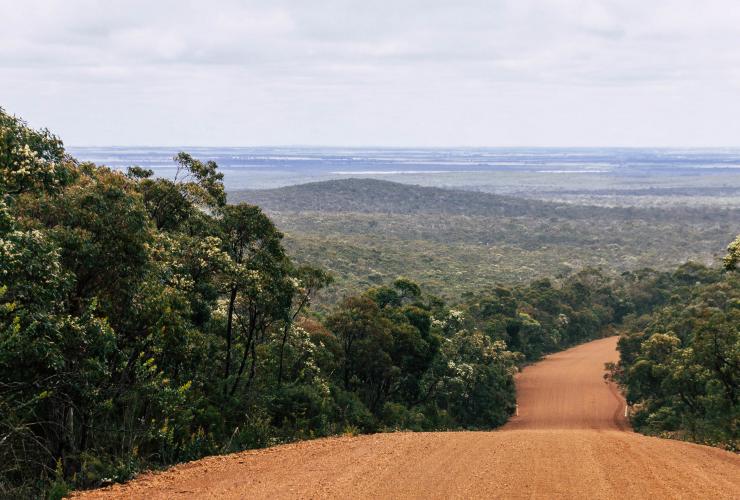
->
[[71, 147, 740, 208]]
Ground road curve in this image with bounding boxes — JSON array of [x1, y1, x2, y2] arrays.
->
[[74, 337, 740, 499]]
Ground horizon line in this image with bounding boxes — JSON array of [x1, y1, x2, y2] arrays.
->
[[67, 144, 740, 150]]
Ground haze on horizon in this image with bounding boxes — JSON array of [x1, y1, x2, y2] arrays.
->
[[2, 0, 740, 148]]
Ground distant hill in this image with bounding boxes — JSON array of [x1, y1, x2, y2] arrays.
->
[[230, 178, 555, 216], [229, 178, 731, 223]]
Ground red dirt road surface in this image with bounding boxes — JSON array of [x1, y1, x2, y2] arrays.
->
[[74, 337, 740, 499]]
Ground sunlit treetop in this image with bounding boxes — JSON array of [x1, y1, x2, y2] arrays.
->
[[725, 234, 740, 271], [0, 107, 74, 195]]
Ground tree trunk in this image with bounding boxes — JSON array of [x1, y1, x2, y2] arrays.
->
[[223, 285, 238, 393], [230, 309, 257, 396]]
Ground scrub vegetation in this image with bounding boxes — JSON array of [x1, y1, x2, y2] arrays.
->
[[232, 179, 738, 303]]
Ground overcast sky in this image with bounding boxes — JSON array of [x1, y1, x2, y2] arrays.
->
[[2, 0, 740, 147]]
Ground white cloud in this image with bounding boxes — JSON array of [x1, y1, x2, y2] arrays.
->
[[1, 0, 740, 146]]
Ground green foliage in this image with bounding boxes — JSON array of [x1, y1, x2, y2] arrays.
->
[[725, 234, 740, 271], [2, 108, 737, 497], [458, 269, 631, 361], [0, 106, 72, 195], [1, 109, 522, 495], [617, 265, 739, 449]]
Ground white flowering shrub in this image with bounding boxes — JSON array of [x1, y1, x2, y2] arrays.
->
[[0, 108, 72, 195]]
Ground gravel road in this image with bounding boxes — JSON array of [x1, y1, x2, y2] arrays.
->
[[74, 336, 740, 499]]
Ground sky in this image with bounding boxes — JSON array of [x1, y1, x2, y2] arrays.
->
[[2, 0, 740, 147]]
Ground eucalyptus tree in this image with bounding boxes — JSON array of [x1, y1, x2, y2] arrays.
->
[[218, 203, 295, 398], [725, 235, 740, 271]]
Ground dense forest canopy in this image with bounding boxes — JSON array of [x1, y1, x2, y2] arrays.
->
[[616, 258, 739, 447], [1, 108, 738, 498]]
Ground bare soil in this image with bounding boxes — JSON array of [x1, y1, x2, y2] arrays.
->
[[73, 337, 740, 499]]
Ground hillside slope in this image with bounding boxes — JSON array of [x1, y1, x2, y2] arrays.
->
[[75, 337, 740, 499], [230, 178, 735, 221], [228, 179, 740, 303]]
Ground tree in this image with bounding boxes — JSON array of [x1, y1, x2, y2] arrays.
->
[[327, 296, 392, 398], [0, 107, 72, 195], [276, 266, 332, 386], [617, 263, 739, 448], [725, 235, 740, 271], [218, 203, 295, 398]]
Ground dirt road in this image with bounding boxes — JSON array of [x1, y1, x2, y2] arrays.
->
[[75, 337, 740, 499], [504, 336, 628, 431]]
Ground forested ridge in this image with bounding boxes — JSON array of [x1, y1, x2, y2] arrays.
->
[[232, 179, 738, 303], [231, 177, 740, 221], [1, 108, 738, 498]]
